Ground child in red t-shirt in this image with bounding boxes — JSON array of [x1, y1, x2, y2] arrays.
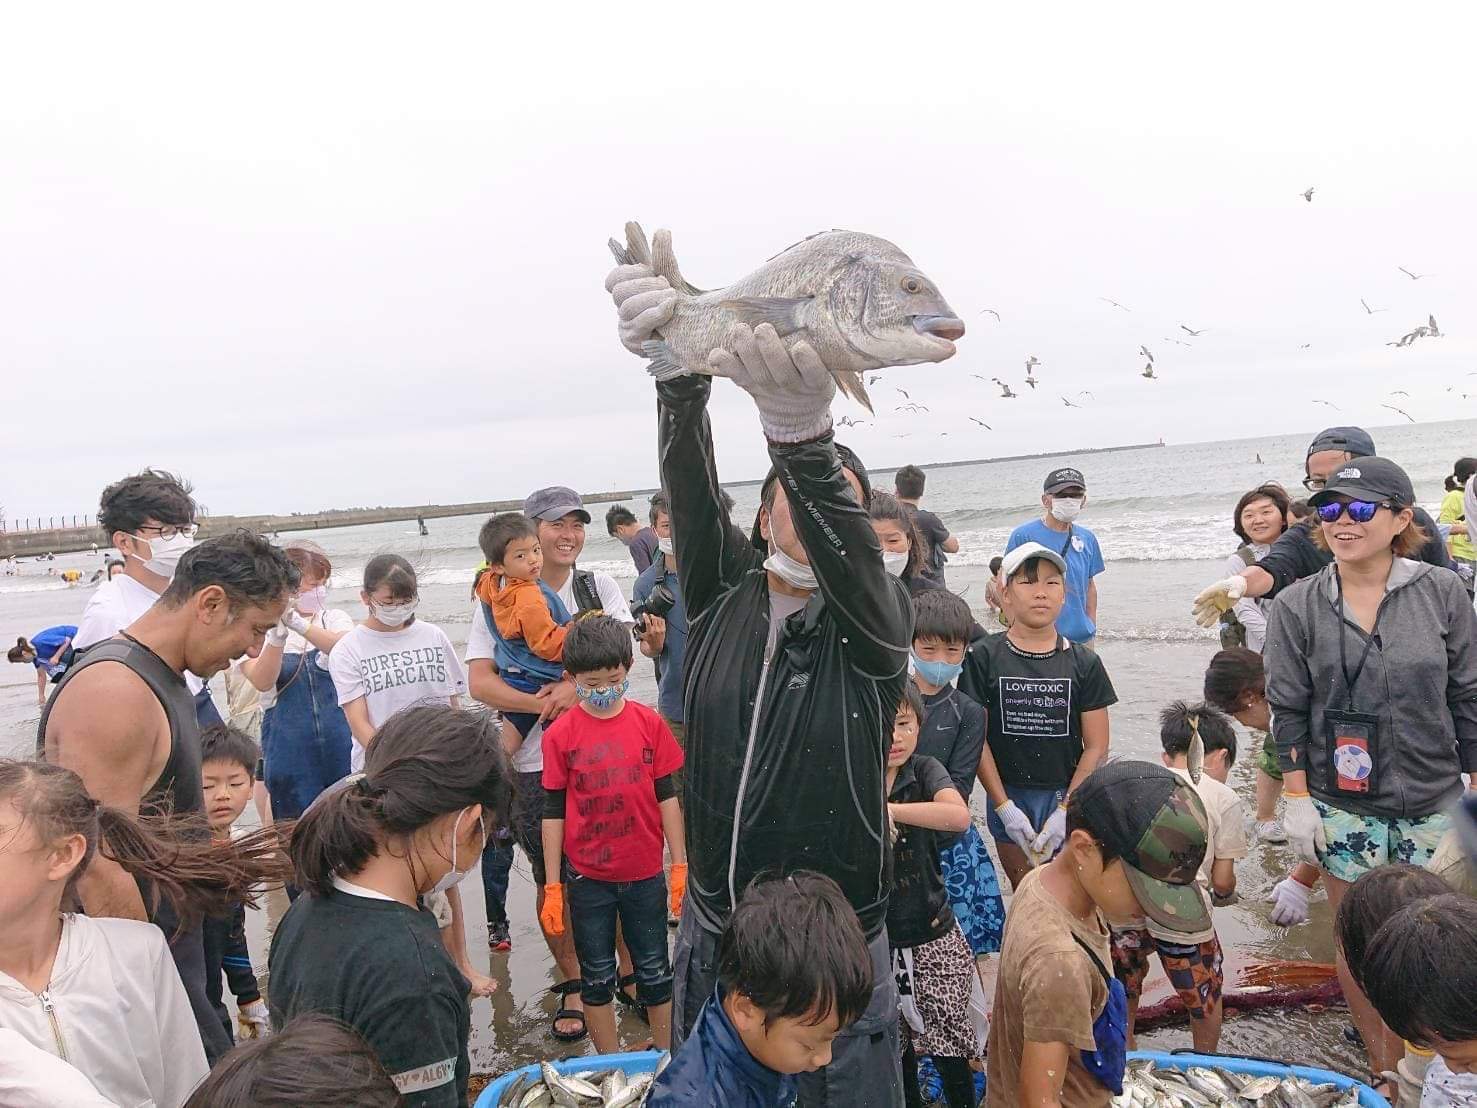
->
[[540, 615, 687, 1054]]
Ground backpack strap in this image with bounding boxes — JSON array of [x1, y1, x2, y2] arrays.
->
[[1071, 933, 1113, 985], [1235, 544, 1257, 567], [572, 569, 602, 613]]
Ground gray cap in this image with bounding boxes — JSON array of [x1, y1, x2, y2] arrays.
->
[[1307, 426, 1375, 459], [523, 487, 591, 523], [1001, 541, 1068, 580]]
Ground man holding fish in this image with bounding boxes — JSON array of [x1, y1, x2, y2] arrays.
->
[[604, 222, 963, 1105]]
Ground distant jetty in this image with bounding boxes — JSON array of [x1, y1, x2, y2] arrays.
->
[[1, 441, 1164, 558]]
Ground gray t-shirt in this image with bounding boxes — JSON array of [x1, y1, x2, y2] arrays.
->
[[765, 593, 810, 664]]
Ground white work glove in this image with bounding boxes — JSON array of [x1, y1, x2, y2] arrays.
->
[[709, 322, 835, 443], [1268, 875, 1314, 927], [282, 608, 311, 637], [1030, 805, 1069, 859], [237, 998, 272, 1040], [1192, 575, 1247, 628], [995, 800, 1038, 853], [265, 624, 289, 648], [1282, 792, 1326, 867], [605, 254, 679, 357]]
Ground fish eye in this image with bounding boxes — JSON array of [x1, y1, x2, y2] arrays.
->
[[901, 276, 923, 294]]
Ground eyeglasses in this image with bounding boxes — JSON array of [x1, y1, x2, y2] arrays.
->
[[1302, 475, 1327, 491], [133, 523, 198, 541], [1315, 499, 1392, 524]]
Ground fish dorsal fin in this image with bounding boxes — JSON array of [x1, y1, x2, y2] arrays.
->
[[719, 296, 811, 336], [651, 228, 705, 296], [608, 221, 654, 267]]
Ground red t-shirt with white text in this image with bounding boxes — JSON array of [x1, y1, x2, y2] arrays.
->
[[541, 700, 684, 882]]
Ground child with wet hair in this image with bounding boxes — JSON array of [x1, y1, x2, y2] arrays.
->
[[1334, 863, 1453, 1106], [649, 871, 874, 1106], [0, 759, 287, 1108]]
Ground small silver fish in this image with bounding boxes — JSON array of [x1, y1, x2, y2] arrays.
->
[[609, 222, 963, 413]]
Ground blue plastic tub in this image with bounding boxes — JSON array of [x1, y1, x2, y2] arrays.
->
[[473, 1050, 665, 1107], [1130, 1050, 1390, 1107]]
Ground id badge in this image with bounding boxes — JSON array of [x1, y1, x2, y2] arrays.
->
[[1323, 708, 1379, 796]]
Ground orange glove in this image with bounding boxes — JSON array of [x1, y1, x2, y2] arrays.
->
[[669, 863, 688, 917], [539, 884, 566, 936]]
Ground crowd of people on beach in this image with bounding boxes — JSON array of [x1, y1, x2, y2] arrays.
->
[[1, 263, 1476, 1108]]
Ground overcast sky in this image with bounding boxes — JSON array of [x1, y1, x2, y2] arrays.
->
[[3, 3, 1475, 523]]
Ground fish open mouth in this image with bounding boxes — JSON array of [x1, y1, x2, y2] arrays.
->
[[912, 315, 966, 342]]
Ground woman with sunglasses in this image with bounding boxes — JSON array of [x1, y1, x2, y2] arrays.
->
[[1264, 455, 1477, 1083]]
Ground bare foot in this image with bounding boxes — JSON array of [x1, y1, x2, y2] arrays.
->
[[462, 968, 498, 998]]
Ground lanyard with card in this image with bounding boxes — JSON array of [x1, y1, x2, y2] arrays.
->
[[1326, 569, 1390, 797]]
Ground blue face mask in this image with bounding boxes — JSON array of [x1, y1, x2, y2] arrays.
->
[[911, 653, 963, 687], [576, 679, 629, 710]]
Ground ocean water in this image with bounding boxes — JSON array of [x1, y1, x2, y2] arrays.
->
[[2, 417, 1472, 1076]]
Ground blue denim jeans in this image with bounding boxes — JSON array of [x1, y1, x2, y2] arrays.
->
[[566, 870, 672, 1008], [479, 830, 514, 927]]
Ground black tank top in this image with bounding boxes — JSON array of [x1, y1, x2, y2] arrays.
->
[[37, 634, 204, 820]]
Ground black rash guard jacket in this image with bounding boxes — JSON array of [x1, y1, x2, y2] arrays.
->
[[659, 374, 913, 941]]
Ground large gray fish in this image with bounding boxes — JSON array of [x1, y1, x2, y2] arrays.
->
[[608, 221, 964, 413]]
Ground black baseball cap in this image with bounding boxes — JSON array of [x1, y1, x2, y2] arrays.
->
[[1306, 426, 1376, 460], [1074, 761, 1210, 935], [1306, 456, 1415, 509], [523, 487, 591, 524], [1044, 467, 1086, 494]]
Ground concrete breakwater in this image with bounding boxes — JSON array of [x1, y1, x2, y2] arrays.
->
[[1, 491, 646, 558]]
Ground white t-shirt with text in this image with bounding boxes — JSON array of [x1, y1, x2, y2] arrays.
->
[[329, 619, 468, 772]]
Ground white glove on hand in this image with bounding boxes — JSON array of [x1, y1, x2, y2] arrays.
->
[[995, 800, 1038, 853], [709, 323, 835, 443], [1030, 805, 1069, 859], [1268, 875, 1314, 927], [265, 624, 289, 648], [237, 999, 272, 1040], [1283, 793, 1326, 867], [282, 608, 311, 637], [605, 264, 679, 356], [1192, 575, 1248, 628]]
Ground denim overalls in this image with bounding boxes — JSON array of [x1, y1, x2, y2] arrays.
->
[[260, 648, 353, 821]]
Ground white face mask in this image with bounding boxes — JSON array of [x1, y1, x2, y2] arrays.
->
[[374, 598, 418, 627], [127, 529, 196, 579], [882, 550, 909, 577], [764, 548, 818, 591], [657, 534, 674, 556], [1050, 497, 1084, 524], [428, 808, 484, 896]]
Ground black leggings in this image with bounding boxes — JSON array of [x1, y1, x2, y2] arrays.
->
[[902, 1036, 977, 1108]]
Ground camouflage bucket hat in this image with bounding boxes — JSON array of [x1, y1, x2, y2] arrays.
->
[[1075, 761, 1211, 936]]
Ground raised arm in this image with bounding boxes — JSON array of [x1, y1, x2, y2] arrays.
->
[[657, 374, 763, 620]]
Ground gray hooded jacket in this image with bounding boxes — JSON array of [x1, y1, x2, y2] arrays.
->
[[1265, 558, 1477, 818]]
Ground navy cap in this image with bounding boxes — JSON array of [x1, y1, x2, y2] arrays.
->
[[1044, 467, 1086, 494], [523, 487, 591, 523], [1307, 426, 1376, 459]]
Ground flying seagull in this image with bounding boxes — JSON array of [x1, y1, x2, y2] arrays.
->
[[895, 403, 930, 414], [1139, 345, 1154, 363], [895, 387, 910, 399], [1312, 400, 1342, 410], [978, 308, 1001, 321], [1025, 370, 1039, 390], [1025, 355, 1041, 370], [1061, 396, 1081, 408], [1298, 343, 1312, 350], [1141, 363, 1157, 380], [1078, 390, 1096, 401], [1099, 297, 1131, 312], [1180, 324, 1206, 337], [1301, 187, 1315, 202], [993, 378, 1018, 398], [969, 417, 993, 429], [867, 374, 881, 386], [1164, 337, 1193, 347], [837, 416, 871, 428], [1381, 403, 1416, 423], [1388, 318, 1440, 347], [1398, 266, 1425, 281], [1388, 390, 1410, 397], [1361, 298, 1386, 315]]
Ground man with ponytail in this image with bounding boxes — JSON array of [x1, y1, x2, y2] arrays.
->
[[39, 529, 299, 1063]]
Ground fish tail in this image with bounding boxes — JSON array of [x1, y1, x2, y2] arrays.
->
[[835, 371, 874, 415], [607, 222, 653, 267]]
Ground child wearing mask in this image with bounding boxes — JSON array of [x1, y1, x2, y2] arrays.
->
[[540, 616, 686, 1054], [910, 589, 1004, 959], [199, 724, 271, 1044], [986, 761, 1210, 1108], [961, 543, 1117, 890], [1109, 703, 1247, 1054], [887, 684, 986, 1108], [649, 871, 875, 1107], [0, 760, 285, 1108], [473, 513, 573, 742], [270, 706, 510, 1108], [1335, 865, 1460, 1106]]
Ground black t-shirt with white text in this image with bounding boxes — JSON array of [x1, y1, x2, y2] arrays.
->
[[268, 890, 470, 1107], [960, 634, 1117, 789]]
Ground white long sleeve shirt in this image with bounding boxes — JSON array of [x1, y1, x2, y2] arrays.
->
[[0, 915, 208, 1108], [1225, 543, 1272, 651]]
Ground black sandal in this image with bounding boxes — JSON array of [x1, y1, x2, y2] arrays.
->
[[547, 981, 587, 1043], [615, 973, 650, 1024]]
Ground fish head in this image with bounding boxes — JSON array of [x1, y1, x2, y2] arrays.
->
[[833, 256, 963, 366]]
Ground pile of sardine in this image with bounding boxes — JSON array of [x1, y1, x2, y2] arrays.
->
[[1113, 1059, 1365, 1107], [496, 1058, 667, 1107]]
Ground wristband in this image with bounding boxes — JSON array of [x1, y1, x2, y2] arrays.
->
[[1283, 790, 1310, 798]]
